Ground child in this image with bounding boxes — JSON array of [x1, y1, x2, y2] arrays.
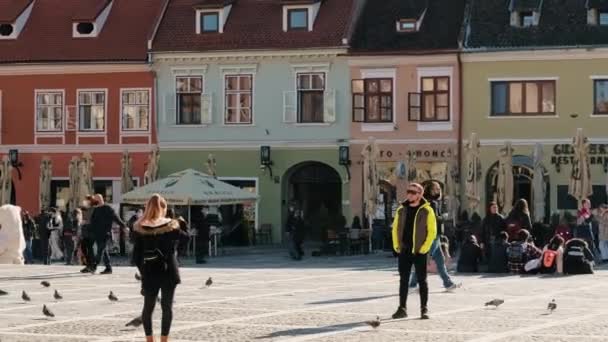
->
[[457, 235, 482, 273], [488, 231, 510, 273], [539, 235, 565, 274]]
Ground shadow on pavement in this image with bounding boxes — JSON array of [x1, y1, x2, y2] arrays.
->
[[307, 294, 396, 305]]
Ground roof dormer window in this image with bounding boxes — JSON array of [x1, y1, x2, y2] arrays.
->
[[194, 1, 233, 34], [397, 19, 416, 33], [281, 0, 321, 32], [72, 0, 113, 38], [0, 0, 34, 40], [509, 0, 541, 28]]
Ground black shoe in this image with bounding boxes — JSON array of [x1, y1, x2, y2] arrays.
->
[[391, 307, 407, 319], [80, 267, 91, 273], [421, 307, 429, 320], [100, 268, 112, 275]]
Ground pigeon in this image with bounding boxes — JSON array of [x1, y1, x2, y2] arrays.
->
[[135, 273, 142, 281], [485, 299, 504, 308], [40, 281, 51, 288], [205, 277, 213, 288], [42, 305, 54, 318], [125, 316, 143, 328], [22, 291, 31, 302], [108, 291, 118, 302], [365, 316, 381, 329], [53, 290, 63, 301], [547, 299, 557, 313], [0, 289, 8, 296]]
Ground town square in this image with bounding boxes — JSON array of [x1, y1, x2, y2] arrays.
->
[[1, 0, 608, 341]]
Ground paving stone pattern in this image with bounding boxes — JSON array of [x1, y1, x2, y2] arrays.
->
[[0, 254, 606, 342]]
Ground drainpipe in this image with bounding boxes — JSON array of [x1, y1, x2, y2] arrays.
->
[[457, 51, 464, 212]]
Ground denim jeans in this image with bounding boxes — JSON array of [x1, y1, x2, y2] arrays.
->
[[599, 240, 608, 261], [409, 238, 454, 289], [24, 239, 33, 264]]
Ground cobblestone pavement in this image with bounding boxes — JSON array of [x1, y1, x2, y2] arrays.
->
[[0, 254, 607, 342]]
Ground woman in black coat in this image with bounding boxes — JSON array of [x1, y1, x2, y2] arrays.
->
[[457, 235, 483, 273], [132, 194, 189, 342]]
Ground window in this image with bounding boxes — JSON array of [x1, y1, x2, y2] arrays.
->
[[76, 22, 94, 34], [0, 24, 13, 36], [288, 9, 308, 30], [200, 12, 219, 32], [491, 81, 555, 116], [122, 90, 150, 131], [352, 78, 393, 123], [176, 76, 203, 125], [397, 19, 416, 32], [600, 11, 608, 25], [297, 73, 325, 123], [419, 77, 450, 121], [78, 91, 105, 131], [594, 80, 608, 114], [521, 12, 534, 27], [36, 91, 63, 132], [224, 75, 253, 124]]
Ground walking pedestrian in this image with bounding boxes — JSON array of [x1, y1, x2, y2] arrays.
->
[[576, 199, 595, 251], [132, 194, 189, 342], [48, 208, 64, 262], [390, 183, 437, 320], [409, 181, 460, 291], [63, 209, 82, 265], [21, 210, 36, 264], [88, 194, 126, 274], [36, 210, 51, 265], [79, 196, 96, 272]]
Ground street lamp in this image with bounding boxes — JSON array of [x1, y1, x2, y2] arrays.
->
[[260, 146, 274, 179], [339, 146, 351, 180]]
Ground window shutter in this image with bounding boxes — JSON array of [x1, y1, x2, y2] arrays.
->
[[323, 89, 336, 123], [165, 92, 176, 124], [408, 92, 421, 121], [283, 91, 297, 123], [201, 93, 212, 124]]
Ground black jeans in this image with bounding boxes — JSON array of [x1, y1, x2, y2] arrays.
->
[[40, 238, 50, 265], [93, 237, 111, 270], [142, 282, 177, 336], [63, 237, 74, 265], [398, 251, 428, 310]]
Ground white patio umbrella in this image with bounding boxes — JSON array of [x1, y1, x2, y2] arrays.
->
[[444, 158, 460, 226], [206, 154, 217, 178], [144, 146, 160, 186], [0, 156, 12, 205], [362, 137, 379, 251], [39, 157, 52, 210], [68, 156, 80, 210], [78, 153, 94, 205], [121, 151, 135, 194], [497, 141, 514, 214], [465, 132, 482, 214], [568, 128, 593, 204], [531, 143, 546, 223], [121, 169, 258, 206]]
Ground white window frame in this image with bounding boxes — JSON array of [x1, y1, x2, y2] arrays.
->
[[120, 88, 151, 133], [77, 89, 107, 133], [359, 68, 396, 132], [287, 63, 334, 126], [0, 0, 34, 40], [72, 0, 112, 38], [296, 72, 326, 124], [196, 5, 232, 34], [416, 67, 454, 131], [34, 89, 65, 133], [223, 74, 254, 125], [175, 76, 204, 125]]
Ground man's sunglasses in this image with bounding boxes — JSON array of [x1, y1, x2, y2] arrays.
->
[[406, 189, 421, 195]]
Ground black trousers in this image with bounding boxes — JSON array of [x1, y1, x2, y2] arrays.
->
[[40, 238, 50, 265], [398, 251, 428, 309], [92, 237, 111, 270], [142, 282, 177, 336]]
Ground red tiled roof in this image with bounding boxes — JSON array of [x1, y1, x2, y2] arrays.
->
[[193, 0, 234, 8], [0, 0, 166, 64], [0, 0, 33, 23], [152, 0, 354, 52], [71, 0, 111, 21]]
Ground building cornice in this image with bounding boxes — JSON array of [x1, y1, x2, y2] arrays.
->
[[347, 53, 457, 67], [0, 63, 151, 76], [151, 48, 347, 63], [350, 138, 457, 145], [0, 144, 156, 154], [159, 140, 345, 151], [461, 47, 608, 62], [474, 138, 608, 146]]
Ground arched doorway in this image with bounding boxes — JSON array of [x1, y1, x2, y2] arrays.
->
[[486, 155, 550, 221], [284, 162, 342, 241]]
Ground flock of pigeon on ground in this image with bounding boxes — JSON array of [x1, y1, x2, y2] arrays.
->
[[0, 275, 558, 331], [0, 275, 214, 328]]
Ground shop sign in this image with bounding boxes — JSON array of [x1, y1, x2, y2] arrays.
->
[[551, 144, 608, 168], [377, 148, 454, 159]]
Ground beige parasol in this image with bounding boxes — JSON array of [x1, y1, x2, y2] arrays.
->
[[78, 153, 94, 205], [121, 150, 135, 194], [444, 157, 460, 225], [531, 143, 546, 223], [206, 153, 217, 178], [465, 132, 482, 213], [39, 157, 52, 210], [568, 128, 593, 203], [68, 156, 80, 210], [0, 156, 12, 205], [362, 137, 379, 250], [143, 146, 160, 185], [497, 141, 514, 214]]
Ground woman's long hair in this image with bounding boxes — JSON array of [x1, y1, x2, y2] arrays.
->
[[141, 194, 167, 222], [513, 198, 530, 215]]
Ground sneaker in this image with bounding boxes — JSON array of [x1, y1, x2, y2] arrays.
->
[[80, 267, 91, 273], [391, 307, 407, 319], [445, 283, 462, 292], [421, 307, 429, 320], [100, 268, 113, 275]]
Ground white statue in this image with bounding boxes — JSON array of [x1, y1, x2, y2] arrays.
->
[[0, 205, 25, 265]]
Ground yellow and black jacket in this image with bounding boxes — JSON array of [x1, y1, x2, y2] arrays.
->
[[391, 199, 437, 254]]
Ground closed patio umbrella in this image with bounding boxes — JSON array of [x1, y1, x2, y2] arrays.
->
[[68, 156, 80, 210], [362, 137, 379, 251], [78, 153, 94, 205], [206, 153, 217, 178], [568, 128, 593, 204], [465, 132, 482, 213], [39, 157, 52, 210], [0, 156, 12, 205], [144, 146, 160, 185], [121, 151, 135, 194], [497, 141, 514, 214], [532, 143, 546, 223]]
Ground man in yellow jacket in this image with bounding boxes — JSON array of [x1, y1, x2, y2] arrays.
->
[[391, 182, 437, 320]]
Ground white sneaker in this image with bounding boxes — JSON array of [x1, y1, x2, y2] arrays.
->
[[446, 283, 462, 292]]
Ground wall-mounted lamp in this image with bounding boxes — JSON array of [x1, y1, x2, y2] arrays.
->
[[260, 146, 274, 179], [339, 146, 351, 180], [8, 149, 23, 180]]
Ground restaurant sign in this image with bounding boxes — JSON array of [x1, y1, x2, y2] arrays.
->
[[550, 144, 608, 167]]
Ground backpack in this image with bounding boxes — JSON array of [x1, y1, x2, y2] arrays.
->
[[508, 242, 526, 264], [542, 249, 558, 270], [142, 238, 168, 274]]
